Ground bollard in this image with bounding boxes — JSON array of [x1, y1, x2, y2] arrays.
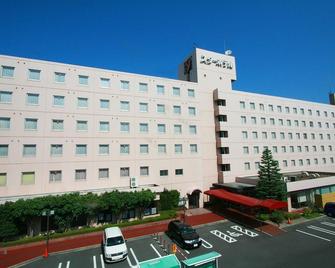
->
[[287, 217, 292, 224], [172, 243, 177, 254]]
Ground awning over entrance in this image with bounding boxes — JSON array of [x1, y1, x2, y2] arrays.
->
[[204, 189, 287, 210]]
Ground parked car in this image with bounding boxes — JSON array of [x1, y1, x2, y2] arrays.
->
[[102, 227, 128, 263], [324, 202, 335, 217], [167, 220, 202, 249]]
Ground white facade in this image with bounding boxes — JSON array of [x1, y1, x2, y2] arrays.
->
[[1, 48, 335, 204]]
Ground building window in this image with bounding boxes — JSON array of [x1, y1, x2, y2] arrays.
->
[[140, 144, 149, 154], [282, 160, 288, 167], [23, 144, 36, 157], [100, 99, 110, 109], [0, 117, 10, 130], [120, 144, 130, 154], [217, 99, 226, 106], [140, 166, 149, 176], [99, 121, 110, 132], [272, 146, 278, 153], [52, 119, 64, 131], [261, 117, 266, 125], [26, 93, 39, 105], [294, 120, 299, 127], [75, 169, 86, 180], [321, 145, 325, 152], [190, 144, 198, 153], [0, 91, 12, 103], [1, 66, 14, 77], [252, 131, 258, 139], [76, 120, 88, 131], [311, 133, 315, 139], [0, 145, 8, 157], [120, 101, 130, 111], [268, 104, 274, 112], [253, 146, 259, 154], [218, 115, 227, 122], [220, 147, 229, 154], [174, 124, 182, 134], [244, 162, 251, 170], [173, 87, 180, 96], [139, 82, 148, 92], [139, 123, 149, 133], [312, 145, 317, 152], [120, 167, 130, 177], [259, 103, 264, 111], [251, 117, 257, 124], [77, 97, 88, 108], [277, 106, 282, 113], [243, 146, 249, 154], [262, 132, 268, 139], [21, 171, 35, 185], [271, 132, 276, 139], [76, 144, 87, 155], [221, 164, 231, 171], [175, 144, 183, 154], [53, 95, 65, 106], [189, 125, 197, 134], [242, 131, 248, 139], [305, 146, 309, 152], [278, 119, 283, 126], [219, 131, 228, 138], [241, 116, 247, 124], [78, 75, 88, 85], [297, 146, 302, 152], [173, 105, 181, 115], [0, 173, 6, 186], [187, 89, 195, 97], [157, 85, 165, 95], [270, 118, 275, 125], [54, 72, 65, 83], [157, 104, 165, 113], [158, 144, 166, 154], [157, 124, 166, 133], [139, 102, 148, 112], [306, 159, 311, 165], [330, 157, 334, 164], [175, 169, 183, 175], [291, 160, 296, 166], [24, 118, 38, 130], [288, 133, 293, 140], [50, 144, 63, 156], [160, 170, 168, 176], [188, 107, 196, 116], [293, 107, 297, 114], [249, 102, 255, 110], [255, 162, 260, 169], [120, 122, 129, 132], [300, 108, 305, 115], [100, 78, 110, 88], [281, 146, 286, 153], [99, 168, 109, 179], [99, 144, 109, 155], [49, 170, 62, 182], [314, 158, 318, 165], [329, 145, 333, 151], [120, 80, 129, 90], [285, 107, 290, 113], [280, 132, 285, 139], [322, 158, 327, 164], [28, 69, 41, 80], [287, 120, 291, 126], [316, 110, 320, 116], [240, 101, 246, 109], [289, 146, 294, 153]]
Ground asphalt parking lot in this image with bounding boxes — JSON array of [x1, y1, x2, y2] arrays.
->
[[21, 216, 335, 268]]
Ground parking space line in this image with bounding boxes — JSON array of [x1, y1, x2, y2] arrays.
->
[[200, 238, 213, 249], [230, 225, 259, 237], [93, 255, 97, 268], [210, 230, 237, 243], [184, 249, 190, 254], [150, 243, 161, 257], [126, 256, 134, 267], [66, 261, 70, 268], [296, 229, 331, 242], [58, 263, 62, 268], [321, 221, 335, 228], [130, 248, 139, 265], [307, 225, 335, 235], [100, 254, 105, 268]]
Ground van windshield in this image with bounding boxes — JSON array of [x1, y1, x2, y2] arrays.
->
[[107, 236, 124, 246], [181, 227, 195, 234]]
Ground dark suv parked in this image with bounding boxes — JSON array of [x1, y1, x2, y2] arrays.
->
[[167, 220, 202, 249], [324, 202, 335, 217]]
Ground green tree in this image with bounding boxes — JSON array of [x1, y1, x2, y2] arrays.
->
[[160, 189, 180, 210], [256, 148, 286, 201]]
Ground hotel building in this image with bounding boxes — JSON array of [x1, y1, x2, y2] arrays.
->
[[1, 48, 335, 210]]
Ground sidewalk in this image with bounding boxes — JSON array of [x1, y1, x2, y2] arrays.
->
[[0, 209, 224, 268]]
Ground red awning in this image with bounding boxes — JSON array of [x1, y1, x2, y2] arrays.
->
[[204, 189, 261, 207], [204, 189, 287, 210]]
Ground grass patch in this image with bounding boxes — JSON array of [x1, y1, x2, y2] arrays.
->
[[1, 209, 177, 247], [302, 212, 322, 219]]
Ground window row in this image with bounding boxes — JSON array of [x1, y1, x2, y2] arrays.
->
[[239, 100, 335, 118], [0, 167, 185, 186], [0, 143, 199, 157], [240, 115, 335, 129], [0, 65, 196, 97], [241, 130, 334, 141]]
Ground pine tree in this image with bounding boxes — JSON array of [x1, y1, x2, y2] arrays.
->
[[256, 148, 287, 201]]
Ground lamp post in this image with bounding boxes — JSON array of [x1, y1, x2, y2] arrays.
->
[[181, 197, 188, 223], [42, 209, 54, 258]]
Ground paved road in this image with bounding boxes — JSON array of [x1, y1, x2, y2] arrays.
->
[[21, 216, 335, 268]]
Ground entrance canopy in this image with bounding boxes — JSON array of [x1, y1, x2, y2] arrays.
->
[[204, 189, 287, 210]]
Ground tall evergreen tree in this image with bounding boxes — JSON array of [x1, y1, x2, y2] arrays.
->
[[256, 148, 287, 201]]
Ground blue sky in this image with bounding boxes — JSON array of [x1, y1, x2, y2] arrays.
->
[[1, 0, 334, 103]]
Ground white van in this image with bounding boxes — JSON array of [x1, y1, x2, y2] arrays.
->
[[102, 227, 128, 263]]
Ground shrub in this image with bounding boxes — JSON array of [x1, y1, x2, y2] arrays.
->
[[159, 189, 180, 210], [256, 213, 270, 221], [270, 210, 285, 224], [283, 212, 301, 220]]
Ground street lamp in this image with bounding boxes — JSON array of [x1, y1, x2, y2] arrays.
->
[[42, 209, 54, 258], [181, 196, 188, 223]]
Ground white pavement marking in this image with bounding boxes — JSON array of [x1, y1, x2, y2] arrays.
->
[[321, 221, 335, 228], [58, 263, 62, 268], [93, 255, 97, 268], [100, 254, 105, 268], [126, 256, 133, 267], [200, 238, 213, 249], [210, 230, 237, 243], [66, 261, 70, 268], [307, 225, 335, 235], [184, 249, 190, 254], [230, 225, 259, 237], [130, 248, 139, 265], [296, 229, 331, 242], [150, 243, 162, 257]]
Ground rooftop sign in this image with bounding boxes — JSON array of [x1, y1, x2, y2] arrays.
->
[[199, 55, 233, 70]]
